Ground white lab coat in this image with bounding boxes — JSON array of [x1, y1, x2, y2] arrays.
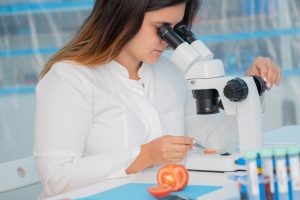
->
[[34, 55, 239, 197]]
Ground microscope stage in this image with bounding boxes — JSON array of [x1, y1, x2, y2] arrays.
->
[[185, 150, 244, 172]]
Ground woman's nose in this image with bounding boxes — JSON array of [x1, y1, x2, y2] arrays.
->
[[160, 39, 168, 48]]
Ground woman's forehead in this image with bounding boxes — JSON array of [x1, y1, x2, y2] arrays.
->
[[145, 3, 186, 25]]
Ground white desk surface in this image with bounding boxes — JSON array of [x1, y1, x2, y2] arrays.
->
[[46, 125, 300, 200], [46, 169, 239, 200]]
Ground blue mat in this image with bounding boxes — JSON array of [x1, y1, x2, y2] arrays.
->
[[76, 183, 222, 200]]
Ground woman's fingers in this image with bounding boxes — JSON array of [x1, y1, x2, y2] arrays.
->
[[246, 56, 281, 89], [265, 58, 278, 87], [147, 135, 194, 164], [171, 136, 193, 145], [170, 143, 192, 152], [163, 151, 188, 163], [274, 63, 281, 86]]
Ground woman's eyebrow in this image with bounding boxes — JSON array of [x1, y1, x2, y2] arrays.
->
[[153, 21, 172, 26]]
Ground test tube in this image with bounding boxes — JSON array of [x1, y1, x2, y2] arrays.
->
[[256, 154, 266, 200], [240, 181, 249, 200], [260, 148, 275, 200], [245, 151, 260, 200], [287, 146, 300, 200], [274, 148, 289, 200]]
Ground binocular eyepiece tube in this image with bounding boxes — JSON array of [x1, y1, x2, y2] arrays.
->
[[158, 23, 214, 60], [174, 22, 198, 44], [158, 24, 185, 50], [158, 22, 196, 49]]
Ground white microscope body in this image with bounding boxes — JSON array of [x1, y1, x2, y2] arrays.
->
[[159, 24, 265, 172]]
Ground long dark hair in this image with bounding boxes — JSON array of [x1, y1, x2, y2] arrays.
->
[[40, 0, 201, 78]]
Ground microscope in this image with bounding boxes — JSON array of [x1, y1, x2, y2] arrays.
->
[[158, 23, 266, 172]]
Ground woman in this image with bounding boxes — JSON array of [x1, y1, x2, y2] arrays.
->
[[34, 0, 280, 197]]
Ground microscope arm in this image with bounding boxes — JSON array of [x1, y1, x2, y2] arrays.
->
[[185, 92, 239, 149]]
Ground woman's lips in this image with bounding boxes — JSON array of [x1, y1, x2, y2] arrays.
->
[[154, 49, 164, 53]]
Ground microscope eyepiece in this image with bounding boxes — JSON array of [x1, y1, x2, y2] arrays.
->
[[157, 24, 170, 38], [158, 24, 185, 50], [174, 22, 197, 44]]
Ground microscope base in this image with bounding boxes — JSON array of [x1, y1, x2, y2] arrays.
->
[[185, 150, 244, 172]]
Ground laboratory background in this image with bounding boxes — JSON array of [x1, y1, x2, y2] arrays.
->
[[0, 0, 299, 199]]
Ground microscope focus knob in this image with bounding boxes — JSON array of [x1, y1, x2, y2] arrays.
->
[[223, 78, 248, 102], [252, 75, 267, 96]]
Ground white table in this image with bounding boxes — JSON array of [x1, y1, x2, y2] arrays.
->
[[45, 168, 240, 200], [46, 125, 300, 200]]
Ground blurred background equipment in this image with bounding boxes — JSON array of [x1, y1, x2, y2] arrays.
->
[[0, 0, 299, 199]]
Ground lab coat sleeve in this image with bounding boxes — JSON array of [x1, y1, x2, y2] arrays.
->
[[34, 63, 140, 196], [184, 88, 267, 149]]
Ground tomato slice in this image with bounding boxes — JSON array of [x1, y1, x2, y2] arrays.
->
[[147, 184, 172, 198], [157, 164, 189, 192], [203, 148, 218, 154]]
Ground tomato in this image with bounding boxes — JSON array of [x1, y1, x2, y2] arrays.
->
[[147, 184, 172, 198], [157, 164, 189, 192]]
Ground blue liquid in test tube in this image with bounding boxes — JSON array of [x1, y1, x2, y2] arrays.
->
[[288, 146, 300, 200]]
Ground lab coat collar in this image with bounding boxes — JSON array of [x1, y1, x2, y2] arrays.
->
[[110, 60, 149, 81], [109, 60, 153, 99]]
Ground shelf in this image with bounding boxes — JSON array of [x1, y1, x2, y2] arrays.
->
[[0, 1, 93, 15], [1, 68, 300, 96], [0, 47, 58, 57], [199, 27, 300, 43], [0, 85, 35, 96], [1, 28, 300, 58]]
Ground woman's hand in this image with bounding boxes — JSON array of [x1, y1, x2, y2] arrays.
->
[[144, 135, 193, 165], [244, 56, 281, 89], [126, 135, 193, 174]]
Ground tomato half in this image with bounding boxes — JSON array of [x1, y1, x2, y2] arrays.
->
[[157, 164, 189, 192], [147, 184, 172, 198]]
